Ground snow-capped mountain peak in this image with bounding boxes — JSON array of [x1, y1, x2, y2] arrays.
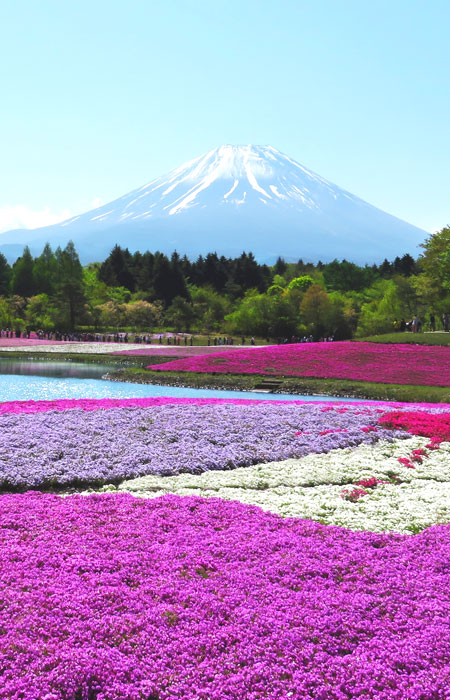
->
[[0, 145, 427, 264]]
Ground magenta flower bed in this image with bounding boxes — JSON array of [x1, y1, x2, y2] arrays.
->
[[379, 410, 450, 443], [0, 396, 449, 416], [0, 396, 290, 415], [1, 492, 450, 700], [147, 341, 450, 387]]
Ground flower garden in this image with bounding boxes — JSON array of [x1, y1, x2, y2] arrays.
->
[[147, 341, 450, 387], [0, 390, 449, 698]]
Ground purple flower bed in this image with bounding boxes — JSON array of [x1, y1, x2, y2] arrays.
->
[[0, 403, 404, 491], [1, 492, 450, 699]]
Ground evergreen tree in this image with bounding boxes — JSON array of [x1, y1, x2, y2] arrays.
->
[[0, 253, 11, 296], [55, 241, 86, 328], [136, 251, 155, 292], [274, 256, 287, 275], [99, 245, 135, 291], [323, 259, 374, 292], [170, 252, 189, 300], [152, 253, 173, 305], [33, 243, 57, 295], [233, 252, 265, 291], [379, 259, 393, 277], [393, 253, 417, 276], [11, 246, 35, 297]]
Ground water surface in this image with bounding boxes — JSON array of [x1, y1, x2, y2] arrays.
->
[[0, 374, 366, 403], [0, 358, 365, 403]]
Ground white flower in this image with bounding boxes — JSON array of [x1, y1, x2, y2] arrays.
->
[[101, 437, 450, 533]]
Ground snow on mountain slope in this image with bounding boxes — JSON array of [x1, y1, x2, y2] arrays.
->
[[0, 145, 428, 263]]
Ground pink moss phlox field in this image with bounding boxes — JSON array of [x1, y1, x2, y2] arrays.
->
[[378, 411, 450, 470], [379, 411, 450, 443], [146, 341, 450, 387], [0, 396, 289, 416], [1, 397, 449, 416], [2, 493, 450, 700]]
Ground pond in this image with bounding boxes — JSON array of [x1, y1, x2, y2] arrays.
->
[[0, 358, 366, 403]]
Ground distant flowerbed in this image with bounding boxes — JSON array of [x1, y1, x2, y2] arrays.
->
[[0, 341, 156, 353], [2, 492, 450, 699], [114, 344, 247, 357], [147, 341, 450, 387], [0, 336, 67, 346]]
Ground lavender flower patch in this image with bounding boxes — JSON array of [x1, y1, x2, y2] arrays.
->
[[0, 403, 405, 490], [1, 492, 450, 699]]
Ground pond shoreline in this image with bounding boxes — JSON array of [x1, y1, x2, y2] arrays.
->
[[105, 367, 450, 404], [0, 350, 448, 404]]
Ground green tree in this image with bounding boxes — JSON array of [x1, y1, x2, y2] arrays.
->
[[11, 246, 35, 297], [165, 296, 196, 331], [287, 275, 314, 292], [25, 294, 57, 331], [299, 284, 333, 338], [33, 243, 57, 295], [323, 260, 375, 292], [420, 226, 450, 293], [124, 300, 162, 330], [190, 286, 230, 331], [99, 245, 135, 291], [55, 242, 86, 329], [97, 300, 126, 329], [0, 253, 11, 296]]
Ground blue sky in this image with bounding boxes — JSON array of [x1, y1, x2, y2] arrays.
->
[[0, 0, 448, 235]]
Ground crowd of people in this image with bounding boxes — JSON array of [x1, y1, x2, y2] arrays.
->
[[1, 315, 448, 346], [393, 312, 449, 333]]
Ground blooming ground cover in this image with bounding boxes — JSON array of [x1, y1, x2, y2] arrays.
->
[[0, 341, 156, 353], [2, 493, 450, 699], [1, 398, 450, 698], [115, 435, 450, 533], [0, 403, 403, 490], [2, 395, 447, 416], [147, 341, 450, 387], [114, 345, 249, 356], [0, 336, 67, 346]]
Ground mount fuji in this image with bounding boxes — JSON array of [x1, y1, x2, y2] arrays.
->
[[0, 145, 427, 264]]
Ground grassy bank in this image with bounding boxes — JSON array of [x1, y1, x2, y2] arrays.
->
[[107, 367, 450, 404], [357, 332, 450, 345]]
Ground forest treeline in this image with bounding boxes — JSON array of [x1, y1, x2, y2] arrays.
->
[[0, 226, 448, 339]]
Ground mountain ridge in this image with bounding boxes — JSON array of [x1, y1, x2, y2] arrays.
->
[[0, 145, 427, 264]]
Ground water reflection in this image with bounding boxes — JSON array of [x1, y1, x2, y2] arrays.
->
[[0, 359, 112, 379], [0, 358, 366, 403]]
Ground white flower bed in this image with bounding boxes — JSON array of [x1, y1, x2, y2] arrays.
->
[[0, 342, 156, 354], [102, 437, 450, 533]]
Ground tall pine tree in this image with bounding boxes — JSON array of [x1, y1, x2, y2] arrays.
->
[[11, 246, 35, 297], [55, 242, 86, 328]]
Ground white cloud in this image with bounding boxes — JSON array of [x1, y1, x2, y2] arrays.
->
[[89, 197, 103, 210], [0, 205, 72, 234]]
